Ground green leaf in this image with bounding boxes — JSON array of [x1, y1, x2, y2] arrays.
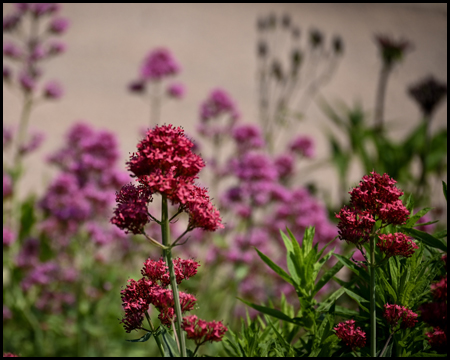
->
[[126, 331, 152, 342], [314, 260, 344, 295], [380, 276, 397, 303], [255, 248, 294, 286], [237, 298, 298, 325], [400, 227, 447, 252], [388, 257, 399, 294], [19, 195, 37, 240], [160, 328, 180, 357], [343, 288, 369, 313], [316, 288, 346, 312], [405, 207, 432, 228], [334, 253, 370, 283], [442, 181, 447, 202]]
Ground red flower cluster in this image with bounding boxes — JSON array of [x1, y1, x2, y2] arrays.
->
[[431, 276, 447, 302], [334, 320, 366, 350], [377, 233, 419, 258], [111, 183, 152, 234], [120, 257, 199, 332], [383, 304, 418, 329], [426, 327, 447, 353], [182, 315, 228, 345], [112, 124, 223, 233], [141, 258, 199, 286], [336, 172, 409, 245]]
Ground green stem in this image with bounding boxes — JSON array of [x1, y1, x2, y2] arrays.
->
[[193, 343, 201, 357], [379, 332, 393, 357], [161, 194, 187, 357], [374, 64, 391, 132], [369, 231, 377, 357], [145, 312, 165, 357]]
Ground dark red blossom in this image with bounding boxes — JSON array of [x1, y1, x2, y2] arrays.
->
[[431, 276, 447, 302], [120, 278, 153, 333], [185, 186, 224, 231], [141, 257, 200, 286], [374, 34, 412, 67], [408, 76, 447, 117], [419, 302, 447, 329], [336, 206, 375, 245], [377, 233, 418, 258], [349, 172, 409, 225], [426, 327, 447, 352], [334, 320, 366, 350], [383, 303, 418, 329], [182, 315, 228, 345], [149, 287, 197, 326], [111, 183, 152, 234]]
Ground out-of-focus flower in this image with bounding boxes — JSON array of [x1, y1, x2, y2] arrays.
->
[[374, 34, 412, 67], [3, 42, 22, 59], [48, 17, 69, 34], [3, 353, 19, 357], [431, 276, 447, 302], [274, 153, 295, 179], [128, 80, 145, 93], [199, 88, 240, 122], [3, 227, 15, 247], [309, 28, 323, 48], [166, 82, 185, 99], [3, 13, 21, 32], [19, 131, 45, 156], [3, 305, 12, 321], [377, 233, 419, 258], [232, 124, 265, 152], [419, 301, 447, 329], [47, 41, 66, 56], [140, 48, 180, 81], [182, 315, 228, 345], [408, 76, 447, 118], [3, 65, 12, 82], [334, 320, 366, 350], [383, 303, 418, 329], [3, 173, 12, 199], [18, 72, 35, 92], [289, 135, 315, 158], [43, 81, 64, 99], [21, 262, 59, 291], [426, 327, 447, 352]]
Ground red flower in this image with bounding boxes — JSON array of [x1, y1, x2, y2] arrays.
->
[[426, 327, 447, 352], [182, 315, 228, 345], [431, 276, 447, 302], [334, 320, 366, 350], [336, 206, 375, 245], [141, 257, 200, 286], [120, 278, 153, 333], [383, 303, 418, 329], [377, 233, 418, 258]]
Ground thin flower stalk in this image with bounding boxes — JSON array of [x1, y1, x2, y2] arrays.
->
[[161, 194, 187, 357]]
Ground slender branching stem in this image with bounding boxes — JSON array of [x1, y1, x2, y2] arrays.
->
[[145, 312, 164, 357], [161, 194, 187, 357], [379, 332, 393, 358], [369, 227, 377, 357]]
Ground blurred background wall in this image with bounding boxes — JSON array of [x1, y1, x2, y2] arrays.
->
[[3, 3, 447, 206]]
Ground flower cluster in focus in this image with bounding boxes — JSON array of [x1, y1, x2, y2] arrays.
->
[[334, 320, 366, 350], [182, 315, 228, 345], [383, 303, 418, 329]]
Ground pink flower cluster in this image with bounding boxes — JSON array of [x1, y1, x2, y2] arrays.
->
[[120, 257, 199, 332], [334, 320, 366, 350], [336, 172, 410, 246], [377, 233, 419, 259], [289, 135, 315, 158], [182, 315, 228, 345], [420, 254, 447, 352], [383, 303, 418, 329], [113, 124, 223, 233], [426, 327, 447, 353], [128, 48, 185, 98], [3, 3, 68, 99]]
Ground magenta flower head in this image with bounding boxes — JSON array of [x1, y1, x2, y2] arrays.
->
[[166, 82, 185, 99], [3, 227, 15, 247], [3, 13, 22, 32], [18, 72, 35, 93], [232, 124, 265, 151], [48, 17, 69, 34], [334, 320, 366, 350], [383, 303, 418, 329], [111, 183, 152, 234], [118, 124, 222, 233], [431, 276, 447, 302], [289, 135, 315, 158], [377, 233, 418, 258], [426, 327, 447, 352], [182, 315, 228, 345], [47, 41, 66, 56], [199, 88, 240, 122], [43, 81, 64, 99], [140, 48, 180, 81]]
